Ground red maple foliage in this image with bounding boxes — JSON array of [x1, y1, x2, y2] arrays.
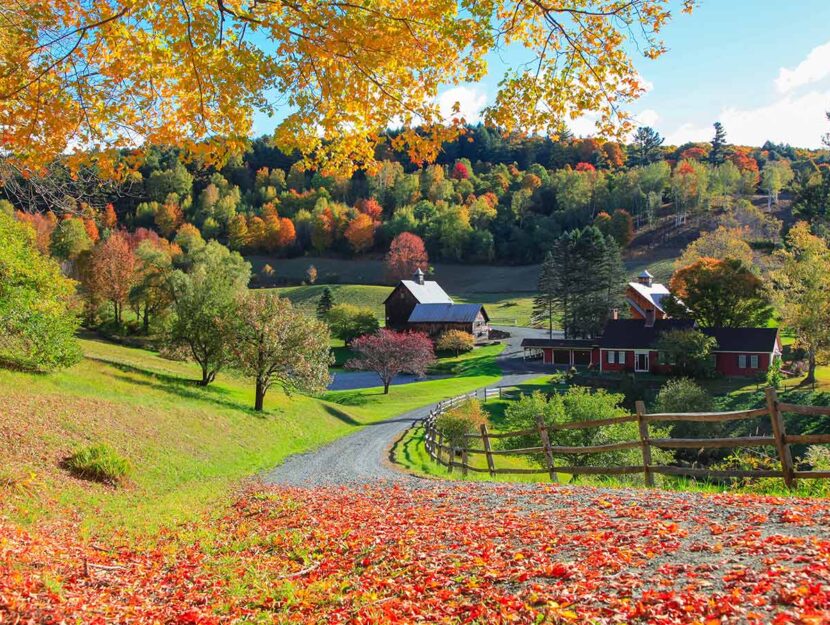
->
[[89, 231, 137, 325], [345, 329, 434, 393], [4, 484, 830, 624], [385, 232, 428, 281], [575, 162, 596, 172], [357, 198, 383, 221], [451, 161, 470, 180]]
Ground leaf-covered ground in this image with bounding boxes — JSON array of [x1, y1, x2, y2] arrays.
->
[[3, 483, 830, 624]]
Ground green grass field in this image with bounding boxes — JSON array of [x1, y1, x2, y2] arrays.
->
[[323, 344, 505, 422], [0, 339, 507, 533], [269, 284, 536, 326]]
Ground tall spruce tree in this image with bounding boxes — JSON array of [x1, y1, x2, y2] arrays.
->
[[628, 126, 664, 166], [709, 122, 728, 165], [549, 227, 625, 338], [532, 252, 558, 338], [316, 286, 335, 319]]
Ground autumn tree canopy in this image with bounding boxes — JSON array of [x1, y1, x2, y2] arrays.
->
[[1, 0, 695, 176], [664, 258, 773, 328]]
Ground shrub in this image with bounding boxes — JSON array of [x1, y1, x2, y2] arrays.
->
[[435, 399, 487, 449], [655, 378, 714, 414], [65, 444, 130, 484], [435, 330, 475, 356], [326, 304, 379, 344], [766, 358, 783, 389], [655, 378, 716, 457], [502, 388, 673, 481], [655, 328, 718, 378]]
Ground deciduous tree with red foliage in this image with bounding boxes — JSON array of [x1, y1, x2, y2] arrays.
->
[[356, 198, 383, 221], [346, 329, 435, 393], [451, 161, 470, 180], [345, 213, 376, 253], [385, 232, 429, 281], [89, 231, 137, 325], [575, 162, 596, 172]]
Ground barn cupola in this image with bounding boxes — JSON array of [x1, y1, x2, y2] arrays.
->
[[637, 270, 654, 288], [413, 267, 425, 285]]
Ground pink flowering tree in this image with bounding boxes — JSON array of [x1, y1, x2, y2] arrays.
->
[[346, 329, 435, 394]]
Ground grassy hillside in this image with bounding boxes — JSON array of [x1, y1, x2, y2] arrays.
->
[[0, 338, 380, 533], [0, 338, 505, 533]]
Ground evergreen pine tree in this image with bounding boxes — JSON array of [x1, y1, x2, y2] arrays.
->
[[548, 227, 625, 339], [709, 122, 728, 165], [532, 252, 558, 338], [628, 126, 664, 166], [316, 286, 334, 319]]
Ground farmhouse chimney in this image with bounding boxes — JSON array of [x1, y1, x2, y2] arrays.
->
[[638, 269, 654, 288], [413, 267, 425, 285], [611, 308, 619, 320]]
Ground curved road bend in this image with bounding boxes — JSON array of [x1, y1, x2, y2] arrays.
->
[[264, 327, 550, 487]]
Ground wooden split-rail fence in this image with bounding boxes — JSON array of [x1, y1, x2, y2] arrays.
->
[[420, 387, 830, 488]]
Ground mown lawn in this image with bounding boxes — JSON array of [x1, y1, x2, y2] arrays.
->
[[322, 344, 505, 422], [0, 338, 392, 534]]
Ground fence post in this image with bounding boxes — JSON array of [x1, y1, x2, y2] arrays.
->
[[499, 386, 502, 399], [484, 387, 487, 403], [461, 447, 469, 478], [635, 400, 654, 487], [480, 423, 496, 477], [536, 416, 559, 483], [765, 387, 795, 489], [448, 446, 454, 473], [436, 430, 444, 465]]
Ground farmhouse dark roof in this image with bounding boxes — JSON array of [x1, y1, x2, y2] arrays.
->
[[701, 327, 780, 353], [598, 319, 780, 353], [407, 303, 488, 323], [598, 319, 695, 349], [521, 338, 596, 349]]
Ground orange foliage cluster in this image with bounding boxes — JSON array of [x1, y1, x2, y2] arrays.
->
[[3, 484, 830, 624]]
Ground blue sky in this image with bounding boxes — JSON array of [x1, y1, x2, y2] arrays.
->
[[254, 1, 830, 148]]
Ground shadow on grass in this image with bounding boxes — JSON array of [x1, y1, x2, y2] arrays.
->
[[321, 403, 361, 426], [90, 357, 263, 416], [322, 389, 385, 406]]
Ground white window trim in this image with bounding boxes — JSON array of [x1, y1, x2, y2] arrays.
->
[[634, 350, 650, 372], [750, 354, 759, 369], [607, 350, 615, 365], [738, 354, 747, 369]]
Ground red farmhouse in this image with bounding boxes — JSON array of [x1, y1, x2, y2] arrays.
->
[[522, 319, 781, 377]]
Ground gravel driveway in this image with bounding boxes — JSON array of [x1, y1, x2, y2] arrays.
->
[[265, 329, 546, 486]]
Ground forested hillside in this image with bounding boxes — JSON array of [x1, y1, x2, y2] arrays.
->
[[5, 125, 829, 269]]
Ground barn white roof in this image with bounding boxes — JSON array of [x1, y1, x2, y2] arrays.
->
[[627, 281, 671, 313], [399, 280, 453, 304]]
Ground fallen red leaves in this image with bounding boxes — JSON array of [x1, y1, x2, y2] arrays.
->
[[3, 483, 830, 624]]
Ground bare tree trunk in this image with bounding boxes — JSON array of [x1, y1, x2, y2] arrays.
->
[[806, 350, 817, 384], [254, 380, 266, 411], [383, 379, 390, 394]]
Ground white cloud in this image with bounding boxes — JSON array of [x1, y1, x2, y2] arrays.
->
[[664, 89, 830, 148], [634, 108, 660, 128], [437, 86, 488, 123], [775, 41, 830, 94]]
